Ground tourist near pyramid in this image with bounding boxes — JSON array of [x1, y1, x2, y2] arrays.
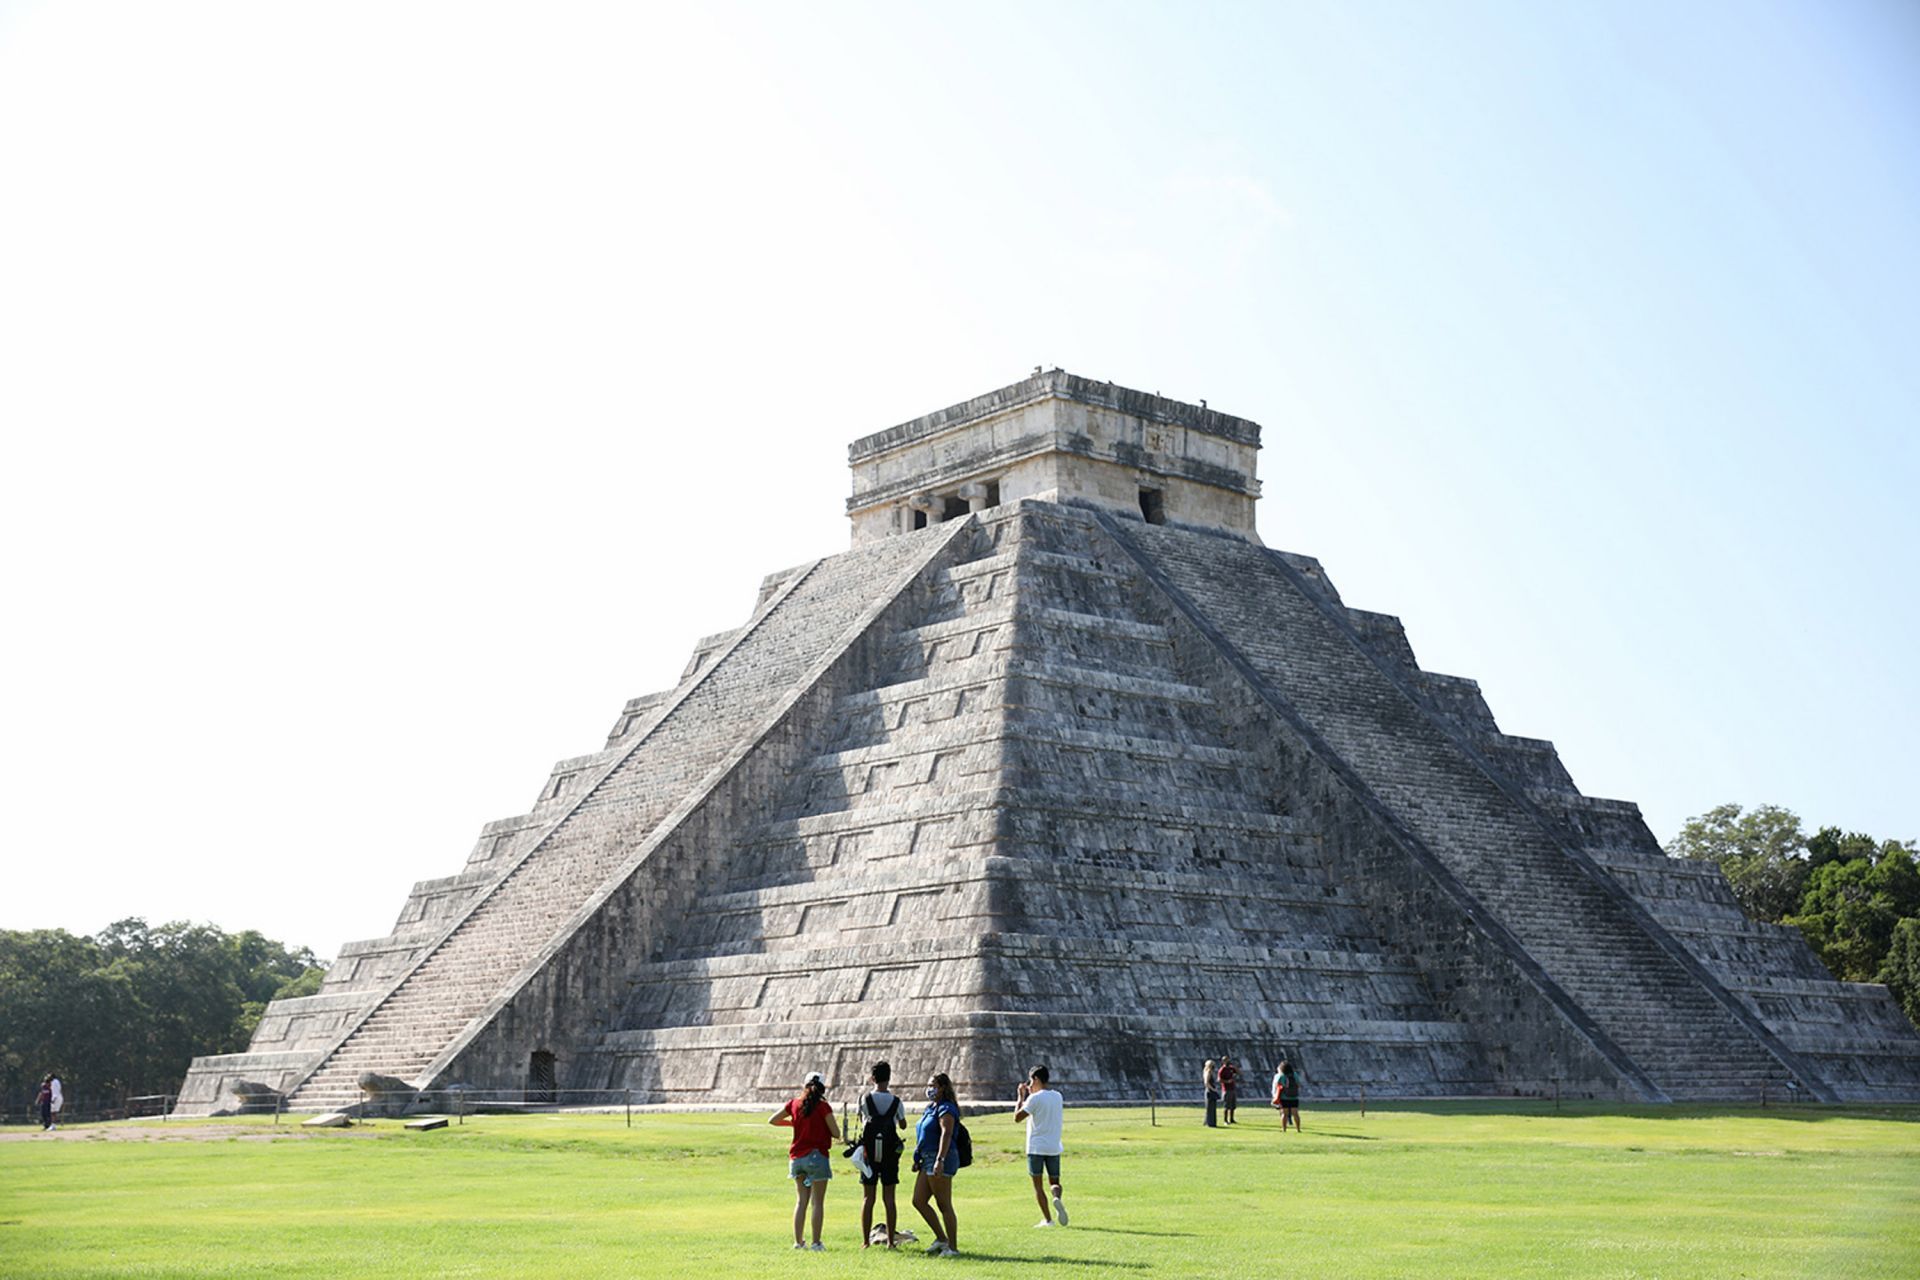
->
[[179, 371, 1920, 1114]]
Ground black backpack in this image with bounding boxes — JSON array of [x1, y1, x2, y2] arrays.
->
[[860, 1092, 904, 1156], [952, 1114, 973, 1168]]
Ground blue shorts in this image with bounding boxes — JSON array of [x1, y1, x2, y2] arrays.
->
[[1027, 1153, 1061, 1180], [789, 1151, 833, 1185], [914, 1147, 958, 1178]]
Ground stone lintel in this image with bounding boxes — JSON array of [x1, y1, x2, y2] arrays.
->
[[849, 369, 1261, 460], [846, 370, 1264, 544]]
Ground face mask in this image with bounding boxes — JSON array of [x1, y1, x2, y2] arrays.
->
[[925, 1087, 937, 1100]]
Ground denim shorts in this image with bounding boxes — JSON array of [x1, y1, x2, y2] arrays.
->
[[789, 1151, 833, 1185], [914, 1147, 959, 1178], [1027, 1153, 1061, 1180]]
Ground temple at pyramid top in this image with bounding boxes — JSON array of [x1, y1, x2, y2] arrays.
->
[[847, 369, 1262, 544]]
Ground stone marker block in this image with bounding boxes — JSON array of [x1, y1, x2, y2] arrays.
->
[[302, 1112, 351, 1128], [405, 1116, 448, 1131]]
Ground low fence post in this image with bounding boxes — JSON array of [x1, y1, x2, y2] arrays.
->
[[1359, 1084, 1366, 1118], [1149, 1087, 1156, 1127], [625, 1088, 632, 1129], [274, 1092, 283, 1127]]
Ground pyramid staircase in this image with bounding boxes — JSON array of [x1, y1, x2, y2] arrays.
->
[[278, 523, 964, 1112], [1101, 512, 1830, 1102], [1334, 583, 1920, 1100], [584, 503, 1509, 1099]]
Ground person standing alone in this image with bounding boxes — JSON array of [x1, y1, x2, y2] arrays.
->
[[1014, 1065, 1068, 1227], [1218, 1055, 1240, 1124]]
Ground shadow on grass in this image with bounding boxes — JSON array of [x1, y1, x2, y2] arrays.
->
[[1324, 1102, 1920, 1126], [1284, 1128, 1375, 1140], [953, 1252, 1147, 1269], [1065, 1225, 1196, 1239]]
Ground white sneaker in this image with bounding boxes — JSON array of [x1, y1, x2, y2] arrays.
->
[[792, 1242, 805, 1250], [1034, 1219, 1055, 1228], [927, 1241, 951, 1256], [1053, 1191, 1069, 1226], [809, 1242, 825, 1251]]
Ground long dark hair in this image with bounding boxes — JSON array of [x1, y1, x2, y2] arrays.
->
[[931, 1072, 956, 1105], [799, 1077, 825, 1118]]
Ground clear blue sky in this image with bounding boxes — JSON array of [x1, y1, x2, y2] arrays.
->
[[1, 1, 1914, 951]]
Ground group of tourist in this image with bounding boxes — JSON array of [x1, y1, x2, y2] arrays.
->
[[1203, 1055, 1301, 1130], [770, 1061, 1066, 1256]]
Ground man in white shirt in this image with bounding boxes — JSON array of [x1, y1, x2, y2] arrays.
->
[[49, 1075, 63, 1130], [1013, 1064, 1067, 1227]]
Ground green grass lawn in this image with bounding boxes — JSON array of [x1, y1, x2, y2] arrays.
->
[[2, 1103, 1916, 1278]]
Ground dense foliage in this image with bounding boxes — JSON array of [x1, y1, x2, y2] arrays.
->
[[1668, 804, 1920, 1026], [0, 918, 323, 1105]]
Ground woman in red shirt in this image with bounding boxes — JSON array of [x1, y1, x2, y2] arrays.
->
[[770, 1071, 841, 1250]]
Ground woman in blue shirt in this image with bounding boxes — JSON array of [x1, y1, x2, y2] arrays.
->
[[910, 1071, 961, 1256]]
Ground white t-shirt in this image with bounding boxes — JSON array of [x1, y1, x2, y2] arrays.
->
[[49, 1078, 63, 1110], [859, 1089, 903, 1131], [1021, 1088, 1064, 1156]]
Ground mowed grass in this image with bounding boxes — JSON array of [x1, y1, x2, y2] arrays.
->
[[2, 1103, 1917, 1278]]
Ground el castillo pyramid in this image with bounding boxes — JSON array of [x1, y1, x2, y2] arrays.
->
[[180, 371, 1920, 1113]]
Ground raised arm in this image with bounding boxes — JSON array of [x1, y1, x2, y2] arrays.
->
[[769, 1103, 793, 1126]]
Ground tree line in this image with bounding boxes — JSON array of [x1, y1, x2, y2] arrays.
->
[[1667, 803, 1920, 1027], [0, 918, 323, 1108]]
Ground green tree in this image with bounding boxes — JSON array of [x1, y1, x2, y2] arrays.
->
[[1807, 826, 1884, 872], [0, 929, 137, 1104], [1786, 843, 1920, 983], [1666, 803, 1809, 922], [270, 966, 327, 1002], [1878, 917, 1920, 1028], [0, 918, 323, 1109]]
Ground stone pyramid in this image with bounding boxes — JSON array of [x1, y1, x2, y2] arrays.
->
[[179, 371, 1920, 1113]]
